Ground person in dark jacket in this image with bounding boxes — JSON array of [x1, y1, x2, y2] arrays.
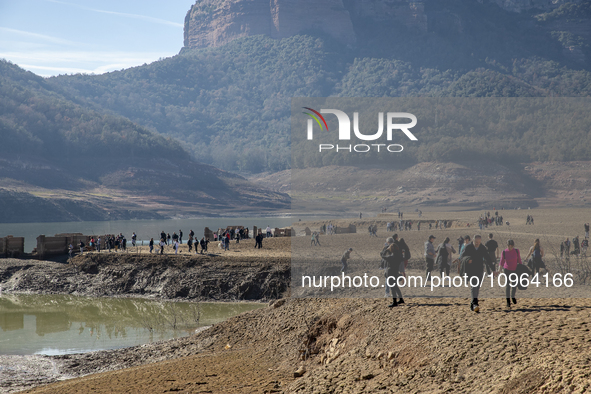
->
[[398, 237, 410, 279], [255, 233, 263, 249], [424, 235, 437, 284], [460, 234, 496, 312], [435, 237, 451, 277], [382, 237, 404, 307]]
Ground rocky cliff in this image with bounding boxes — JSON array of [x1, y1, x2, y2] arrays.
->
[[184, 0, 356, 48], [183, 0, 582, 50], [488, 0, 581, 12], [183, 0, 428, 49]]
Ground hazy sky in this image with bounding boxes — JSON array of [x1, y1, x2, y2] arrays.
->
[[0, 0, 195, 77]]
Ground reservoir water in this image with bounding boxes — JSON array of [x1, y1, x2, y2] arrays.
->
[[0, 217, 295, 253], [0, 294, 265, 355]]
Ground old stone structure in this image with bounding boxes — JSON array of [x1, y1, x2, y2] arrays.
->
[[334, 224, 357, 234], [0, 235, 25, 258], [274, 227, 295, 237], [36, 233, 88, 260], [204, 227, 215, 240]]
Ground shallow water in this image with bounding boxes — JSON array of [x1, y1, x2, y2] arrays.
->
[[0, 294, 264, 355]]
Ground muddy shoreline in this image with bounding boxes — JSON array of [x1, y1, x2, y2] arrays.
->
[[0, 252, 289, 302], [0, 243, 290, 394], [0, 325, 217, 394]]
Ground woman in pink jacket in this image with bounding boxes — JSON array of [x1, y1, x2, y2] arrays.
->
[[499, 239, 522, 309]]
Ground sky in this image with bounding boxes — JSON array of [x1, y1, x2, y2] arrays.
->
[[0, 0, 195, 77]]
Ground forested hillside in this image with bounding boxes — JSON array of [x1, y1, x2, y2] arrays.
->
[[0, 60, 289, 222], [0, 61, 188, 165], [31, 0, 591, 173]]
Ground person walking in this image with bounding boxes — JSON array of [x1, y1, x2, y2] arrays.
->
[[435, 237, 451, 278], [524, 239, 545, 275], [398, 237, 410, 279], [382, 237, 404, 307], [149, 238, 154, 253], [573, 236, 580, 255], [460, 234, 496, 313], [485, 233, 499, 266], [200, 237, 207, 254], [68, 243, 74, 259], [560, 238, 570, 258], [457, 235, 464, 255], [159, 238, 165, 255], [341, 248, 353, 273], [424, 235, 436, 284], [499, 239, 522, 309], [459, 235, 470, 256], [582, 237, 589, 256]]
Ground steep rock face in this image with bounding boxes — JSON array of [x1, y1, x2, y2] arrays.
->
[[182, 0, 584, 50], [183, 0, 431, 49], [269, 0, 356, 42], [184, 0, 356, 49], [184, 0, 274, 48], [345, 0, 428, 32], [489, 0, 581, 12]]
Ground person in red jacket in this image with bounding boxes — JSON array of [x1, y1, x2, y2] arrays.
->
[[499, 239, 522, 309]]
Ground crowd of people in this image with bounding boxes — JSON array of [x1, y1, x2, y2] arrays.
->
[[478, 211, 505, 229], [68, 225, 280, 257], [369, 232, 549, 311], [341, 220, 590, 311]]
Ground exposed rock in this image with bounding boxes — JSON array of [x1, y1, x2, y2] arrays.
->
[[183, 0, 586, 51], [183, 0, 430, 49], [184, 0, 356, 48], [293, 365, 306, 377], [487, 0, 581, 13], [0, 254, 290, 302]]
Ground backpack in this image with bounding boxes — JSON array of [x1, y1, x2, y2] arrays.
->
[[403, 246, 411, 260], [436, 244, 449, 268], [515, 264, 532, 290]]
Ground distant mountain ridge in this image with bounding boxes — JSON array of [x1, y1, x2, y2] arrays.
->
[[6, 1, 591, 176], [0, 60, 289, 223]]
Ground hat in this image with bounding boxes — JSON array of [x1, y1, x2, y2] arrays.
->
[[429, 235, 436, 240]]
